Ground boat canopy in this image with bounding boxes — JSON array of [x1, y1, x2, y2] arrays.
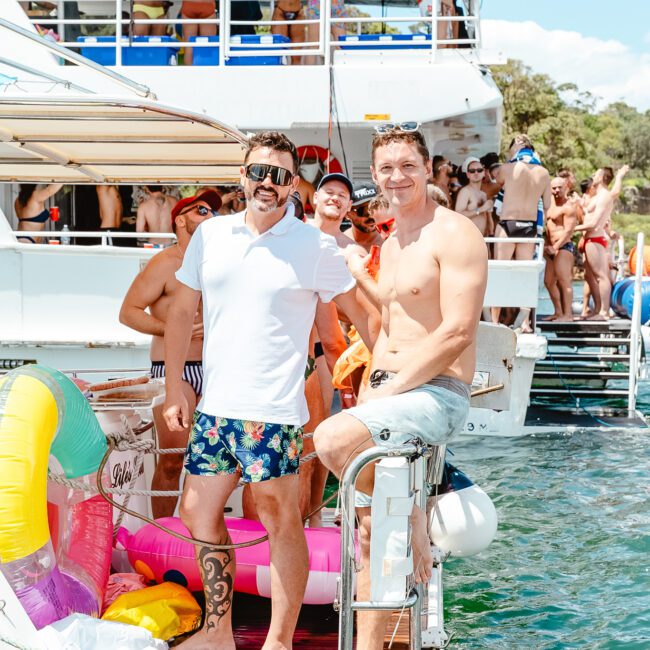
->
[[0, 96, 247, 184]]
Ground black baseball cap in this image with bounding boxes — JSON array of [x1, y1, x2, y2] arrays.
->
[[317, 172, 353, 197], [351, 181, 377, 207]]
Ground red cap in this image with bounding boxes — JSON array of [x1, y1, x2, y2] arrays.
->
[[172, 190, 222, 223]]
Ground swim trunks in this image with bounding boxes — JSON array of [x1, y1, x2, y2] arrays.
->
[[181, 1, 216, 19], [133, 3, 168, 19], [304, 0, 345, 20], [151, 360, 203, 396], [184, 410, 303, 482], [584, 236, 608, 250], [346, 369, 470, 507], [498, 220, 537, 238], [560, 241, 576, 254]]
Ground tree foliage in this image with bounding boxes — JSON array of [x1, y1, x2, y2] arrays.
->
[[490, 60, 650, 184]]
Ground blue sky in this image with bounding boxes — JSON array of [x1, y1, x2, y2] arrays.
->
[[480, 0, 650, 56], [359, 1, 650, 110]]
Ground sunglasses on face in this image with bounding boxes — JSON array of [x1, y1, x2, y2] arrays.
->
[[468, 167, 484, 174], [245, 163, 294, 187], [354, 205, 370, 217], [375, 218, 395, 234], [374, 121, 421, 134], [180, 204, 217, 217]]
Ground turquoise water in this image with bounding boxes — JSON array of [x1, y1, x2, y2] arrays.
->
[[445, 407, 650, 648]]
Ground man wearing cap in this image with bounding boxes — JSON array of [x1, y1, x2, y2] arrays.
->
[[345, 181, 384, 252], [119, 190, 222, 518], [162, 132, 377, 650], [455, 157, 493, 236]]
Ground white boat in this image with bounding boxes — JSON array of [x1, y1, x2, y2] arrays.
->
[[0, 0, 553, 439]]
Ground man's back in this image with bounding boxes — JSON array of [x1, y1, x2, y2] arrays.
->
[[137, 193, 176, 243], [500, 161, 550, 221]]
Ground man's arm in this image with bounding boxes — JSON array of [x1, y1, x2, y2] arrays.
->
[[541, 175, 552, 212], [551, 208, 579, 253], [163, 284, 201, 431], [314, 300, 349, 374], [346, 252, 380, 309], [333, 286, 381, 352], [610, 164, 629, 199], [135, 204, 148, 233], [575, 193, 611, 232], [119, 256, 168, 335], [368, 220, 487, 397]]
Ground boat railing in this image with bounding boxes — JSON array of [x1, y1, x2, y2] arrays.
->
[[21, 0, 481, 67], [628, 232, 644, 415], [10, 230, 175, 247]]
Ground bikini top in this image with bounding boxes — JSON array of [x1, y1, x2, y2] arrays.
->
[[18, 208, 49, 224]]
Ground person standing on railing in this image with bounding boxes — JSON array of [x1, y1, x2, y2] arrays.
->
[[132, 1, 171, 36], [314, 123, 487, 650], [181, 0, 217, 65], [120, 191, 221, 518]]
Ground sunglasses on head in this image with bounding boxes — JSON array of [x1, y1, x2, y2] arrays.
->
[[467, 166, 484, 174], [245, 163, 294, 187], [374, 121, 421, 134], [180, 204, 217, 217], [375, 218, 395, 234]]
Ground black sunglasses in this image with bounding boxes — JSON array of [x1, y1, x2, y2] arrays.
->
[[468, 167, 484, 174], [374, 121, 421, 134], [180, 204, 217, 217], [245, 163, 294, 187]]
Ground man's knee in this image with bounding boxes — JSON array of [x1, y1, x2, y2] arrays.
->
[[155, 454, 184, 481], [179, 498, 226, 534], [255, 487, 302, 533]]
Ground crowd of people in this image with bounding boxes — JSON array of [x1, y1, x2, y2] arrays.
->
[[21, 0, 475, 65]]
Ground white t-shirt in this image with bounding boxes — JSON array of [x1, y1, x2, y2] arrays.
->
[[176, 207, 355, 425]]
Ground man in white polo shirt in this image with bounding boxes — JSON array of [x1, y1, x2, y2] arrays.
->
[[163, 131, 377, 650]]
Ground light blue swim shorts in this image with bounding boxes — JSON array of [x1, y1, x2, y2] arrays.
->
[[346, 370, 470, 507]]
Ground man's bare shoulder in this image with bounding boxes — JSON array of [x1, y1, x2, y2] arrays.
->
[[430, 206, 486, 249], [142, 246, 182, 275]]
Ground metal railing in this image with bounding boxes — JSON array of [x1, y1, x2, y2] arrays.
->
[[22, 0, 481, 66], [12, 229, 175, 247]]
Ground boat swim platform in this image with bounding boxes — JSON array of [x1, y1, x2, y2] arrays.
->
[[524, 405, 648, 434]]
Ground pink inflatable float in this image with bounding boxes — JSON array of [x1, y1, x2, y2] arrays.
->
[[118, 517, 342, 605]]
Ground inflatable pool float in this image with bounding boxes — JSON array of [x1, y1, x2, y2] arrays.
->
[[119, 517, 342, 605], [0, 365, 113, 628]]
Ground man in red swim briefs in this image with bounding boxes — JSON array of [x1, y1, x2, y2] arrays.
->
[[575, 165, 629, 320]]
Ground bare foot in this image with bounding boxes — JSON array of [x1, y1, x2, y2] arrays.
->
[[176, 628, 236, 649], [520, 323, 534, 333], [410, 506, 433, 584], [540, 314, 559, 321], [554, 315, 573, 322], [586, 313, 608, 321]]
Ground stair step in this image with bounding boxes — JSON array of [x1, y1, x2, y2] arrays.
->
[[537, 319, 631, 333], [530, 387, 629, 397], [541, 353, 630, 362], [547, 337, 630, 347], [533, 370, 628, 379]]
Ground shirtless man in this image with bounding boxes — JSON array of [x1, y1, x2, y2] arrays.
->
[[345, 182, 384, 253], [136, 186, 178, 246], [119, 190, 221, 518], [455, 156, 493, 236], [543, 177, 579, 321], [574, 165, 629, 320], [491, 135, 551, 329], [314, 125, 487, 650], [96, 185, 123, 244]]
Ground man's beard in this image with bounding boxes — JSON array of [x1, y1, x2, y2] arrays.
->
[[246, 185, 287, 213]]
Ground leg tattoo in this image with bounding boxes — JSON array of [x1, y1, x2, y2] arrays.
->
[[198, 544, 235, 631]]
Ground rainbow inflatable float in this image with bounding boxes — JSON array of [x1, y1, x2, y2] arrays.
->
[[0, 365, 113, 628]]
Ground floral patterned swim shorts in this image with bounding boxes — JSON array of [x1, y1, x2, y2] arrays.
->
[[183, 410, 303, 483]]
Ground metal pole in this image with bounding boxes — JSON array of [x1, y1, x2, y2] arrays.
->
[[115, 0, 122, 66], [628, 232, 644, 415], [323, 0, 331, 66], [338, 443, 422, 650]]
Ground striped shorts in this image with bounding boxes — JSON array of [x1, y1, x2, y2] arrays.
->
[[150, 360, 203, 397]]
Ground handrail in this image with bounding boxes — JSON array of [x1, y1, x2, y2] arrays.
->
[[628, 232, 644, 415], [19, 0, 481, 66]]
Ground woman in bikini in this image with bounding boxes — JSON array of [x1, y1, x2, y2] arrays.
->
[[181, 0, 217, 65], [15, 183, 63, 244], [132, 1, 170, 36]]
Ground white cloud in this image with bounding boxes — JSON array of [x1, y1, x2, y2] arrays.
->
[[482, 19, 650, 111]]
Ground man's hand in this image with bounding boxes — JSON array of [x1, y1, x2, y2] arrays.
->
[[346, 250, 371, 280], [163, 388, 190, 431], [544, 244, 556, 258], [617, 164, 630, 177], [481, 199, 494, 213]]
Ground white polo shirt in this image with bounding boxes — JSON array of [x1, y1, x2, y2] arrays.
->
[[176, 207, 355, 425]]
